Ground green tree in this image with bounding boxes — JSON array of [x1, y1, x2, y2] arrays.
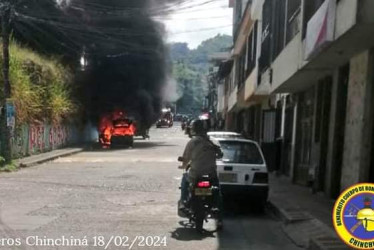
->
[[170, 34, 232, 115]]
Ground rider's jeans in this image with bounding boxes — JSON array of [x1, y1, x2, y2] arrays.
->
[[180, 173, 189, 202]]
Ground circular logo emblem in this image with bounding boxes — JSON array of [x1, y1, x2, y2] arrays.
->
[[333, 183, 374, 249]]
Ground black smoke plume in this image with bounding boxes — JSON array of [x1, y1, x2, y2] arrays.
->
[[12, 0, 181, 127], [74, 0, 170, 127]]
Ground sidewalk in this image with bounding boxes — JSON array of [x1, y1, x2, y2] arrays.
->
[[268, 173, 349, 250], [15, 147, 84, 168]]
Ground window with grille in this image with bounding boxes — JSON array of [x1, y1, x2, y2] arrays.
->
[[246, 22, 258, 77], [259, 0, 272, 75], [234, 0, 243, 40], [286, 0, 301, 44], [272, 0, 286, 59], [237, 52, 246, 89]]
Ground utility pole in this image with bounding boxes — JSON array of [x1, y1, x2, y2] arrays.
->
[[1, 2, 12, 163]]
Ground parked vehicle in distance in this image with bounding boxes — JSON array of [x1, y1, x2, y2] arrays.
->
[[211, 137, 268, 210], [174, 114, 183, 122], [156, 108, 173, 128]]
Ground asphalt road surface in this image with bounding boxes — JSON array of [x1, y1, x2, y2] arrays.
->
[[0, 124, 301, 250]]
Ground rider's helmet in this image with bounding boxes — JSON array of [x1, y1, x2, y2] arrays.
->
[[191, 118, 210, 136]]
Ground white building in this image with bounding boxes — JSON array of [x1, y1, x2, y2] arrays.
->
[[224, 0, 374, 198]]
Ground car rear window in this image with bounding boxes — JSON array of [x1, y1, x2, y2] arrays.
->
[[218, 141, 264, 164]]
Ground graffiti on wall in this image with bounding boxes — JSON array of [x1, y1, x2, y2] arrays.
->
[[29, 125, 45, 153], [11, 123, 75, 158], [11, 126, 28, 158], [49, 125, 70, 150]]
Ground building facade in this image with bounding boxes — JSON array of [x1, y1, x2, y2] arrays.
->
[[218, 0, 374, 198]]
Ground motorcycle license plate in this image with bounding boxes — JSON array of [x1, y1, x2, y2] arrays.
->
[[195, 188, 212, 196]]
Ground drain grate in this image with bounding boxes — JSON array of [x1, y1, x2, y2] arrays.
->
[[281, 208, 314, 223]]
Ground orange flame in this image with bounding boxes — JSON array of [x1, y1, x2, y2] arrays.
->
[[98, 109, 136, 147]]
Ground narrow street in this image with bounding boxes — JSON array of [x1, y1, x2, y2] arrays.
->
[[0, 124, 300, 250]]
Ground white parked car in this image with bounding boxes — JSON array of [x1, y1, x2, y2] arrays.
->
[[208, 131, 243, 139], [211, 137, 268, 209]]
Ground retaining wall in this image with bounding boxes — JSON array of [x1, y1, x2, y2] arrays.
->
[[9, 123, 95, 159]]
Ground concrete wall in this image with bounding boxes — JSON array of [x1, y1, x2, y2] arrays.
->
[[233, 0, 253, 56], [257, 68, 272, 95], [244, 67, 257, 100], [335, 0, 357, 39], [228, 85, 238, 111], [340, 49, 374, 190], [251, 0, 263, 19], [217, 83, 225, 112], [270, 33, 302, 92], [357, 0, 374, 24], [10, 122, 96, 159]]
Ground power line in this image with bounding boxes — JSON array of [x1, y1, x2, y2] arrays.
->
[[10, 0, 233, 59], [154, 15, 231, 21], [169, 25, 232, 35]]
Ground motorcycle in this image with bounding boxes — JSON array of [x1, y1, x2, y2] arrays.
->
[[177, 156, 221, 232]]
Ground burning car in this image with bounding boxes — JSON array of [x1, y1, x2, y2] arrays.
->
[[156, 108, 173, 128], [99, 109, 136, 148]]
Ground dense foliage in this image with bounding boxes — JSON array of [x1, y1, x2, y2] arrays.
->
[[0, 42, 76, 125], [170, 34, 232, 115]]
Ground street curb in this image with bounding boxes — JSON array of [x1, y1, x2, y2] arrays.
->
[[267, 200, 313, 224], [16, 148, 84, 168], [267, 200, 284, 221], [268, 200, 349, 250]]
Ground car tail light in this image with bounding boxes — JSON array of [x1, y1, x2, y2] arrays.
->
[[253, 173, 268, 184], [197, 181, 211, 188]]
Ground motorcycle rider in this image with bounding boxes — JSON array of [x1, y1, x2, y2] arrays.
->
[[179, 118, 223, 228]]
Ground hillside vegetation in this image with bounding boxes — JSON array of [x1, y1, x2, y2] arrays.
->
[[170, 34, 232, 115], [0, 42, 77, 125]]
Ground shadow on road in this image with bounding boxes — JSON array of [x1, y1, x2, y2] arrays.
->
[[84, 141, 177, 151], [133, 141, 177, 149], [170, 221, 216, 241], [215, 198, 281, 250], [170, 198, 267, 243], [222, 197, 267, 217]]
